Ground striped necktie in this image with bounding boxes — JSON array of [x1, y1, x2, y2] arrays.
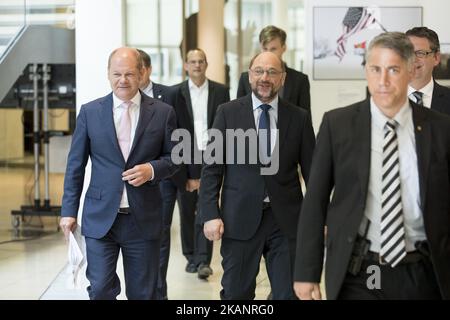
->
[[412, 91, 424, 107], [380, 119, 406, 267]]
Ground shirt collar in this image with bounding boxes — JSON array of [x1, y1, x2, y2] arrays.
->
[[188, 78, 208, 90], [370, 97, 411, 131], [142, 80, 153, 94], [112, 91, 141, 110], [251, 93, 279, 112], [408, 77, 434, 98]]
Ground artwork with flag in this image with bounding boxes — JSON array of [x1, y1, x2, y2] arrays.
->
[[313, 6, 422, 80], [334, 7, 386, 61]]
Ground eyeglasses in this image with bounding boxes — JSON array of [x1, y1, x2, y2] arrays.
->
[[414, 50, 435, 58], [250, 68, 284, 78]]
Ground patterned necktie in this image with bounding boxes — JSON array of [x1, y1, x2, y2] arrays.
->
[[380, 119, 406, 267], [412, 91, 424, 107], [258, 104, 271, 165], [118, 101, 132, 161]]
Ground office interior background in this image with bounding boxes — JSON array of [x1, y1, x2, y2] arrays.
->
[[0, 0, 449, 299]]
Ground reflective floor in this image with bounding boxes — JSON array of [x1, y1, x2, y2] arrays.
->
[[0, 166, 271, 300]]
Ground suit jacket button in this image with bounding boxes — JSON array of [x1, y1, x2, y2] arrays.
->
[[347, 236, 354, 243]]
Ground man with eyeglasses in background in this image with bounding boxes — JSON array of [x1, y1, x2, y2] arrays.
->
[[237, 25, 311, 116], [406, 27, 450, 116], [158, 49, 229, 295], [199, 51, 315, 299]]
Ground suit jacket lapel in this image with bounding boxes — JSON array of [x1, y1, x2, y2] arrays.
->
[[129, 94, 156, 158], [207, 81, 215, 128], [355, 100, 371, 202], [239, 95, 257, 131], [411, 101, 430, 210], [181, 81, 194, 125], [431, 81, 445, 113], [153, 83, 163, 100], [282, 67, 293, 101], [100, 93, 123, 159], [277, 98, 291, 152]]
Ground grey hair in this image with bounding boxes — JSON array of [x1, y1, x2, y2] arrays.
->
[[366, 32, 415, 69]]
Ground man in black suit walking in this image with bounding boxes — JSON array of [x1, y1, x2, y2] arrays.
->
[[200, 51, 315, 299], [237, 25, 310, 113], [406, 27, 450, 116], [158, 49, 230, 298], [294, 32, 450, 300]]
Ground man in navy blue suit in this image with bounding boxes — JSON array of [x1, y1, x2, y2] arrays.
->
[[60, 47, 177, 300]]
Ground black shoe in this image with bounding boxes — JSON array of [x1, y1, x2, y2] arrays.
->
[[197, 263, 213, 279], [185, 262, 197, 273]]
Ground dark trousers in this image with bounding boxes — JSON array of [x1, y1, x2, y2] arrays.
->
[[85, 213, 160, 300], [220, 207, 296, 300], [157, 179, 213, 299], [338, 255, 442, 299]]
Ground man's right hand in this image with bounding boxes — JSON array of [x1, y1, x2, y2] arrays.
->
[[59, 217, 77, 240], [294, 281, 322, 300], [203, 218, 224, 241]]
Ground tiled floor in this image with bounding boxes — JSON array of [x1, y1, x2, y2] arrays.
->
[[0, 166, 271, 300]]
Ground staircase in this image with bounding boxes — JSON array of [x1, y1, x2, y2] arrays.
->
[[0, 0, 75, 103]]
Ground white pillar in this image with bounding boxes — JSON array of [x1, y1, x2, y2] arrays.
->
[[75, 0, 124, 113], [74, 0, 124, 220], [198, 0, 225, 84]]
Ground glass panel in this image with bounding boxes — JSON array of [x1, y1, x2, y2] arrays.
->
[[126, 0, 158, 46], [126, 0, 183, 85]]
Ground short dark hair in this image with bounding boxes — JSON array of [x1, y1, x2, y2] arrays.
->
[[259, 25, 287, 47], [406, 26, 440, 53], [366, 32, 415, 68], [137, 48, 152, 68], [248, 52, 286, 72]]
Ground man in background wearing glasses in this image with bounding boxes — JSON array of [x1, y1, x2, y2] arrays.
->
[[406, 27, 450, 116], [199, 51, 315, 299]]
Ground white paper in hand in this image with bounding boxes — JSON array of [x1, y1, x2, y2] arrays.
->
[[66, 227, 86, 289]]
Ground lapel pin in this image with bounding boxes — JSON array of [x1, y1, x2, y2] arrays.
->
[[158, 95, 162, 99], [417, 125, 422, 131]]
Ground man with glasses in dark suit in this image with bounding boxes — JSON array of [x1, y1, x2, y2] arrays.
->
[[406, 27, 450, 115]]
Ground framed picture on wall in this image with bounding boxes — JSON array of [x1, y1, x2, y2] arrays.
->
[[434, 43, 450, 80], [313, 6, 422, 80]]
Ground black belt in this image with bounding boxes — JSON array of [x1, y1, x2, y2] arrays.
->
[[365, 250, 424, 265], [118, 207, 130, 214], [262, 202, 271, 210]]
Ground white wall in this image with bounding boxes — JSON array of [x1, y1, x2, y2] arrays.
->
[[304, 0, 450, 131]]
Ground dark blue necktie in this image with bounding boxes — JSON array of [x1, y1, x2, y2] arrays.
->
[[258, 104, 271, 164]]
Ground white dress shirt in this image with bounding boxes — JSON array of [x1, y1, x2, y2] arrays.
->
[[113, 92, 141, 208], [408, 77, 434, 108], [189, 78, 209, 151], [141, 80, 154, 98], [361, 98, 426, 252]]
